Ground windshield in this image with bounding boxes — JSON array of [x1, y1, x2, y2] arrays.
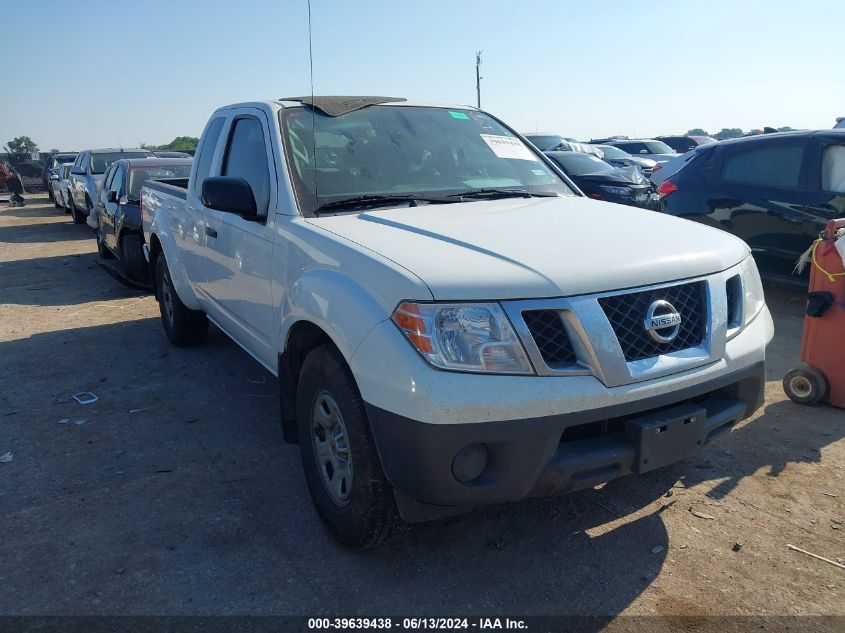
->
[[644, 141, 676, 154], [281, 106, 573, 215], [89, 152, 151, 174], [594, 145, 629, 159], [128, 164, 192, 200], [548, 152, 616, 176], [52, 155, 76, 168], [524, 135, 566, 151]]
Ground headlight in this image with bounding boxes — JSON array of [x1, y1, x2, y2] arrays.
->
[[740, 255, 765, 325], [599, 185, 631, 197], [392, 302, 533, 374]]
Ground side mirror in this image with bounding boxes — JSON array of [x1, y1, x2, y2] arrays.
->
[[50, 174, 60, 181], [70, 167, 84, 175], [201, 177, 256, 215], [107, 190, 119, 203]]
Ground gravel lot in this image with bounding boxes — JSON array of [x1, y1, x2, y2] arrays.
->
[[0, 195, 843, 619]]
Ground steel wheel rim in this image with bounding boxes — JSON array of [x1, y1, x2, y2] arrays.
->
[[311, 390, 353, 506], [161, 273, 175, 327], [790, 376, 813, 399]]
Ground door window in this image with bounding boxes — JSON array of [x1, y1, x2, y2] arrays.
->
[[193, 116, 226, 195], [103, 165, 116, 190], [111, 166, 125, 195], [721, 143, 804, 188], [821, 144, 845, 193], [222, 117, 271, 215]]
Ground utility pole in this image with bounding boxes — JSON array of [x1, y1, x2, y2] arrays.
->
[[475, 50, 483, 109]]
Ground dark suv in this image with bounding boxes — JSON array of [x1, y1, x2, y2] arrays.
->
[[658, 130, 845, 282]]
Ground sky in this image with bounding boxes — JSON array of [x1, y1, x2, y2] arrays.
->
[[2, 0, 843, 150]]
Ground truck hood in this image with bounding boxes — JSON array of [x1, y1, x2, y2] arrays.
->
[[308, 196, 750, 301]]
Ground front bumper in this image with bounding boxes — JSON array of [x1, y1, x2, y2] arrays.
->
[[366, 361, 765, 522]]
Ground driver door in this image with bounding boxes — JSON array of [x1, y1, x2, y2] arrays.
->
[[101, 164, 124, 250]]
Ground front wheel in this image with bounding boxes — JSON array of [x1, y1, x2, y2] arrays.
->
[[121, 233, 148, 283], [155, 252, 208, 346], [96, 225, 114, 259], [296, 344, 404, 549], [69, 196, 85, 224]]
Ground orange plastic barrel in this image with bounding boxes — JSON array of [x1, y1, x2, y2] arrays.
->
[[795, 219, 845, 408]]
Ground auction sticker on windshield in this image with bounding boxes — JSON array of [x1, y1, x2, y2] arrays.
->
[[480, 134, 538, 161]]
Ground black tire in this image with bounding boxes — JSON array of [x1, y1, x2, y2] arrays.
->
[[121, 233, 148, 282], [86, 197, 96, 232], [296, 344, 404, 549], [783, 366, 828, 405], [69, 196, 85, 224], [154, 252, 208, 346], [96, 225, 115, 259]]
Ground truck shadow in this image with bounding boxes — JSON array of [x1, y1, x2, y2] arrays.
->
[[0, 298, 840, 618], [0, 254, 148, 306], [0, 221, 93, 243], [656, 398, 844, 500]]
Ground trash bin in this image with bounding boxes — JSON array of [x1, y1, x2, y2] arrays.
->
[[783, 219, 845, 408]]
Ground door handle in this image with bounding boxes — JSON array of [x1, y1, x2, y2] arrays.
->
[[205, 227, 218, 238]]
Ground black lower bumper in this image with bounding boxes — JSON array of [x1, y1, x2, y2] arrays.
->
[[365, 362, 765, 523]]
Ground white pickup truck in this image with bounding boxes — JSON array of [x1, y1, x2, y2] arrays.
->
[[142, 96, 773, 548]]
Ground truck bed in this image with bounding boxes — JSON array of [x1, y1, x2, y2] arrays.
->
[[143, 177, 189, 200]]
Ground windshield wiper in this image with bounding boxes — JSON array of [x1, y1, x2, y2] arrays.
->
[[445, 188, 558, 201], [314, 194, 459, 215]]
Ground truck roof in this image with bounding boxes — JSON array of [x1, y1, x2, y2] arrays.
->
[[85, 147, 151, 154], [215, 97, 480, 116]]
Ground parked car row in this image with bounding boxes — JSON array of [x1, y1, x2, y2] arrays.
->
[[523, 126, 845, 283], [44, 148, 192, 282]]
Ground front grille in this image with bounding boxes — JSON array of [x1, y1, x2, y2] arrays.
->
[[523, 310, 577, 368], [599, 281, 707, 362]]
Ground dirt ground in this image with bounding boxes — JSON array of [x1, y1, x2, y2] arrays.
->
[[0, 195, 843, 620]]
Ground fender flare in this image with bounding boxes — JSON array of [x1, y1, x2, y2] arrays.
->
[[149, 216, 201, 311], [279, 268, 391, 363]]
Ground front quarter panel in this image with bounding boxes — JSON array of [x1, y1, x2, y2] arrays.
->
[[278, 217, 432, 362]]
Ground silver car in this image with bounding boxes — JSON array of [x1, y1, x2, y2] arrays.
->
[[49, 162, 73, 210], [601, 139, 679, 165], [68, 148, 153, 224], [58, 163, 74, 211]]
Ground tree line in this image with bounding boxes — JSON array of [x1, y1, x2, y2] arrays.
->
[[686, 126, 794, 140], [3, 135, 200, 156]]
